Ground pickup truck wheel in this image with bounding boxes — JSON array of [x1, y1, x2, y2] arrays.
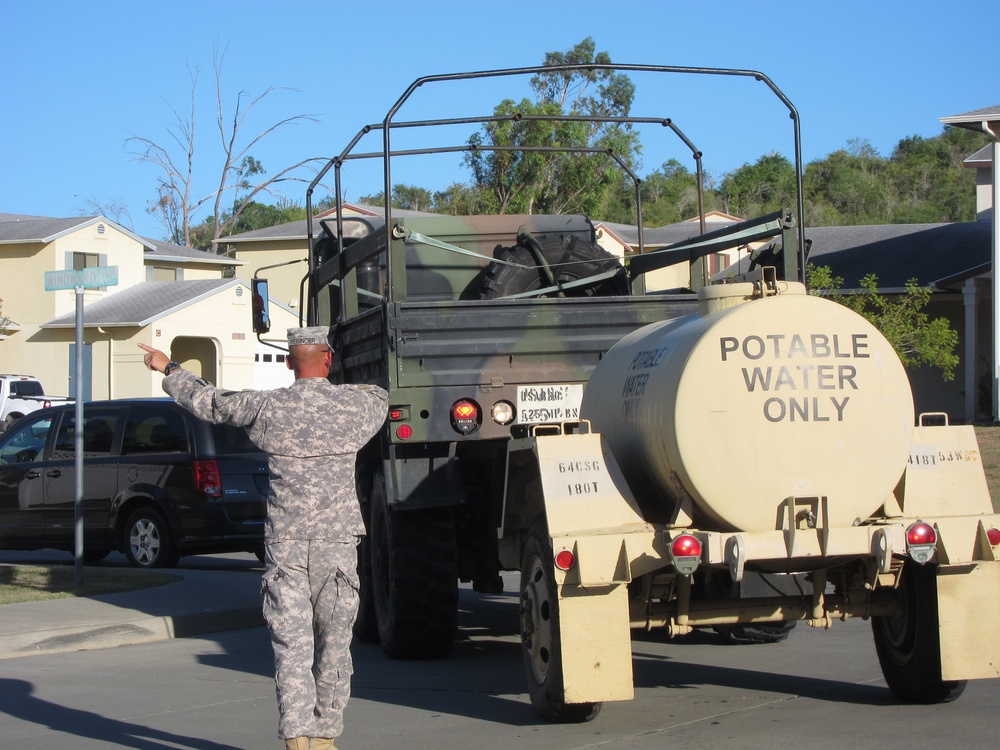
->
[[872, 562, 967, 703], [370, 470, 458, 658], [480, 234, 629, 299], [123, 507, 179, 569], [520, 517, 602, 723], [2, 413, 22, 432]]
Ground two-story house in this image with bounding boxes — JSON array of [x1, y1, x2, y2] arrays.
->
[[0, 213, 297, 400]]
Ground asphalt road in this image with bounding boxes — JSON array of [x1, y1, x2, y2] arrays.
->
[[1, 558, 998, 749]]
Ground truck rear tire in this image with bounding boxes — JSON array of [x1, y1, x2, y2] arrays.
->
[[520, 516, 602, 723], [353, 531, 379, 643], [872, 562, 967, 703], [480, 234, 629, 299], [369, 470, 458, 658]]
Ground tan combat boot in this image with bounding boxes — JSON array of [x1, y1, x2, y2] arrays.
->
[[284, 738, 310, 750], [310, 739, 336, 750]]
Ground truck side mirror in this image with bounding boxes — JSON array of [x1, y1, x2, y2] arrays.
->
[[252, 278, 271, 334]]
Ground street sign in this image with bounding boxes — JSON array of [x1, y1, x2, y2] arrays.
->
[[43, 263, 119, 586], [44, 265, 119, 291]]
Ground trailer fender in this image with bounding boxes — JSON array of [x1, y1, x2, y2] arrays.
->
[[937, 561, 1000, 681]]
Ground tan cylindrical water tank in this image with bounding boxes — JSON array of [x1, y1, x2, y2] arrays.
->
[[581, 282, 914, 532]]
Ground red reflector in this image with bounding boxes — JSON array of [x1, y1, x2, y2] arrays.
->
[[453, 402, 477, 419], [193, 459, 221, 497], [671, 534, 702, 558], [906, 522, 936, 547], [987, 527, 1000, 547], [554, 548, 575, 571], [396, 424, 412, 440]]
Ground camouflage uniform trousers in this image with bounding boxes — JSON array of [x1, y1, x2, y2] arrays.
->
[[262, 538, 360, 740]]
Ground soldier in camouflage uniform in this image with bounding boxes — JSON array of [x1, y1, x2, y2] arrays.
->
[[140, 328, 388, 750]]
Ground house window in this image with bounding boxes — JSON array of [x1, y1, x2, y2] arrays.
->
[[151, 267, 176, 282], [72, 252, 99, 271]]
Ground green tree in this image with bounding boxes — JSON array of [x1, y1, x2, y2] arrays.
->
[[803, 140, 891, 225], [463, 38, 639, 216], [807, 264, 959, 381], [638, 159, 711, 226], [888, 127, 984, 223], [358, 184, 435, 212], [719, 153, 797, 218]]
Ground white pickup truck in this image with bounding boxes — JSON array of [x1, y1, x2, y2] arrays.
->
[[0, 374, 73, 431]]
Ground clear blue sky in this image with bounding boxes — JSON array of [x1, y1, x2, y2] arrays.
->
[[3, 0, 998, 241]]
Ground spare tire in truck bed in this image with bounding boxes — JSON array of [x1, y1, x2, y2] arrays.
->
[[479, 234, 630, 299]]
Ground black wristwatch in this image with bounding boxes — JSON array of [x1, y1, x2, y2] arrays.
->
[[163, 361, 181, 376]]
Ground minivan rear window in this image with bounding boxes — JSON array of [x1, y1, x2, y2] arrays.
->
[[211, 424, 260, 455], [123, 407, 189, 454]]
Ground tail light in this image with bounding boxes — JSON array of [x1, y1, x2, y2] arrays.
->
[[554, 548, 575, 571], [669, 533, 702, 576], [194, 459, 222, 498], [905, 521, 936, 564], [986, 527, 1000, 547], [451, 399, 480, 435]]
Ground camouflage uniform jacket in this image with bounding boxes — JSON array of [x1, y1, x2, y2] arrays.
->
[[163, 370, 387, 542]]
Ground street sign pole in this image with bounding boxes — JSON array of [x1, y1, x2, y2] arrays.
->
[[44, 265, 119, 587], [74, 286, 84, 586]]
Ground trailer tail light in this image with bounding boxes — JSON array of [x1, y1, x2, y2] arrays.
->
[[669, 534, 702, 576], [906, 521, 937, 564], [554, 548, 575, 571], [987, 527, 1000, 547], [194, 459, 222, 498], [451, 399, 480, 435], [395, 424, 412, 440]]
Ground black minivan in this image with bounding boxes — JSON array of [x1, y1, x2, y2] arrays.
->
[[0, 399, 268, 567]]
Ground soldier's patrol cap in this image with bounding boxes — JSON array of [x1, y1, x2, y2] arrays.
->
[[287, 326, 331, 347]]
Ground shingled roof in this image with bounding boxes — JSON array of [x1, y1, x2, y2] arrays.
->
[[720, 222, 991, 291], [41, 279, 247, 328], [0, 213, 154, 249]]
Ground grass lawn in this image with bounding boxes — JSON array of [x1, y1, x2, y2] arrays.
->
[[975, 425, 1000, 512], [0, 564, 180, 605]]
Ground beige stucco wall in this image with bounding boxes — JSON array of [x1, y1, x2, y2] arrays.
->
[[229, 240, 308, 315], [0, 219, 255, 400]]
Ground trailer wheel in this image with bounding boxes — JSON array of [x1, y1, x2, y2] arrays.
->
[[480, 234, 629, 299], [872, 562, 967, 703], [369, 470, 458, 658], [520, 517, 602, 723]]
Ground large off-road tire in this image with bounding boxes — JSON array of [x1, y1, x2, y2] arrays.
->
[[872, 562, 967, 703], [480, 234, 629, 299], [122, 506, 178, 569], [520, 516, 602, 723], [369, 470, 458, 658], [353, 531, 379, 643]]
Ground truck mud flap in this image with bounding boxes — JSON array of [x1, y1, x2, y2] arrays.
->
[[937, 561, 1000, 681]]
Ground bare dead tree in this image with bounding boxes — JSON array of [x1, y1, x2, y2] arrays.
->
[[127, 44, 321, 251], [82, 198, 136, 233]]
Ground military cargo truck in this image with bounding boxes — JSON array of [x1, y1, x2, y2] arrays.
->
[[252, 64, 1000, 721]]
